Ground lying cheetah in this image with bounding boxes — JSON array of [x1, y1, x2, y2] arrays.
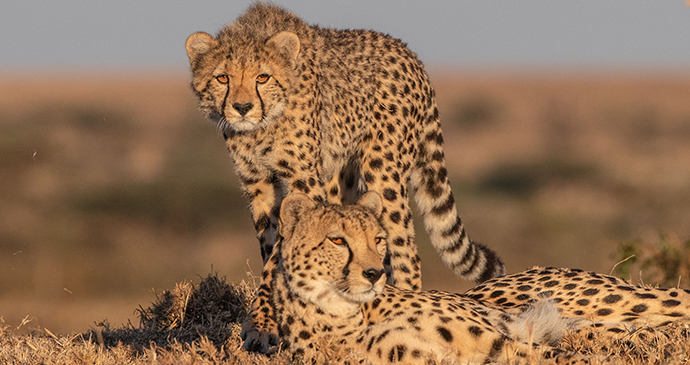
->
[[266, 192, 690, 364], [185, 3, 504, 290]]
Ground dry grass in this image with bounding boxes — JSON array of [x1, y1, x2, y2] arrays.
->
[[2, 273, 689, 364], [560, 324, 690, 364]]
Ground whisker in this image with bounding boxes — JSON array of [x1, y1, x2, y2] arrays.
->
[[216, 117, 230, 135]]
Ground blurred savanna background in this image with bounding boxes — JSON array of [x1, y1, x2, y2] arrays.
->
[[2, 1, 690, 338]]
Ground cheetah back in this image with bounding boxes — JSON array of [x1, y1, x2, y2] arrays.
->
[[466, 266, 690, 327]]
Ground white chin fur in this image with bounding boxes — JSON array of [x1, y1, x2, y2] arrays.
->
[[342, 288, 379, 303], [220, 117, 262, 133], [220, 116, 279, 134], [301, 281, 380, 316], [305, 284, 360, 317]]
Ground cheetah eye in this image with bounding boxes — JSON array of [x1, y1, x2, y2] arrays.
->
[[329, 237, 347, 246], [215, 75, 229, 84], [256, 74, 271, 84], [374, 237, 385, 244]]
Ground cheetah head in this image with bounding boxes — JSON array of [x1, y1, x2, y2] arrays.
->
[[279, 192, 388, 316], [185, 30, 300, 133]]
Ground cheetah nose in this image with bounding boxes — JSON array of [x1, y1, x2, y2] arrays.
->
[[362, 268, 385, 284], [232, 102, 254, 116]]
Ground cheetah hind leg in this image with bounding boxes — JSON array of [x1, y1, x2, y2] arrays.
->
[[325, 157, 366, 206]]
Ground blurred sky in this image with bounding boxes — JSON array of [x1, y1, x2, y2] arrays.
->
[[1, 1, 689, 72]]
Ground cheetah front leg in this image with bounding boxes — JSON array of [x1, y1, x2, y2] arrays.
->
[[240, 239, 282, 353], [238, 174, 283, 352], [241, 174, 283, 263]]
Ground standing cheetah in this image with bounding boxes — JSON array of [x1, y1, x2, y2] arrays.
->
[[185, 3, 504, 352], [185, 3, 504, 289], [267, 192, 690, 364]]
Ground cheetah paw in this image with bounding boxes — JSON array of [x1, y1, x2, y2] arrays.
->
[[240, 320, 280, 354]]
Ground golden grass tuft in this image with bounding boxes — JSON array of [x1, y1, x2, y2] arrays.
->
[[92, 273, 258, 352]]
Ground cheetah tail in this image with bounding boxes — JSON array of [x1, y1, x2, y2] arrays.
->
[[410, 111, 505, 284]]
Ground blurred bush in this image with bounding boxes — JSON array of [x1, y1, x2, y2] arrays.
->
[[449, 95, 502, 130], [477, 159, 598, 198], [614, 235, 690, 289]]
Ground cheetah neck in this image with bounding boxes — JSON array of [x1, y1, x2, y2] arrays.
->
[[306, 282, 363, 317]]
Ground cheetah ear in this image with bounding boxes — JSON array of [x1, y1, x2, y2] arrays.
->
[[185, 32, 218, 63], [357, 192, 383, 218], [279, 193, 316, 241], [266, 31, 300, 61]]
